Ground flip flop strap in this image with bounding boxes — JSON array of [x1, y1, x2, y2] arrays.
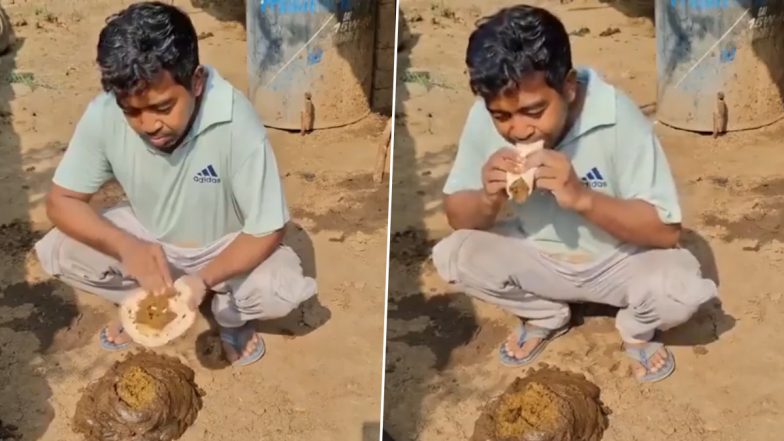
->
[[516, 324, 556, 347], [625, 341, 664, 366], [101, 326, 125, 339], [220, 325, 253, 349]]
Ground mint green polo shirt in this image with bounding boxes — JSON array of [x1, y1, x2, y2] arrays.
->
[[443, 68, 681, 260], [53, 66, 290, 248]]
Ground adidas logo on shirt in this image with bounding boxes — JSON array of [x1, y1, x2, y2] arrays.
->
[[194, 165, 221, 184], [581, 167, 607, 189]]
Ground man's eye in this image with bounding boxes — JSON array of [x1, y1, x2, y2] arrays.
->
[[155, 106, 173, 114], [524, 109, 545, 119], [492, 113, 511, 122]]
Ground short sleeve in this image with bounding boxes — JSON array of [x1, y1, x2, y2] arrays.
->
[[614, 129, 682, 225], [52, 97, 113, 193], [231, 136, 290, 237], [442, 100, 491, 195]]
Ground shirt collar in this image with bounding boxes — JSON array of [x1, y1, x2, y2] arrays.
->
[[186, 64, 234, 140], [560, 67, 617, 145]]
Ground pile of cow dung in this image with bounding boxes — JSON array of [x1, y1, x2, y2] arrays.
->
[[471, 366, 610, 441], [73, 351, 204, 441]]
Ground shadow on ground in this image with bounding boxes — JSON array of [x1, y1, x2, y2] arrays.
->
[[194, 221, 331, 370], [382, 9, 482, 440], [0, 10, 88, 439]]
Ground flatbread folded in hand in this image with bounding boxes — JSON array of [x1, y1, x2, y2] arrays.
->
[[505, 139, 545, 203], [119, 278, 198, 348]]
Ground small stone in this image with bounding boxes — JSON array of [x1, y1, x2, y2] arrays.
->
[[328, 232, 346, 243], [742, 240, 761, 251], [599, 27, 621, 37]]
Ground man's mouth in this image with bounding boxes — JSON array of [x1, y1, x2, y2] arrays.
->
[[147, 134, 172, 148]]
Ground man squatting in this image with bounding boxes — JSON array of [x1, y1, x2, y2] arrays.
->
[[433, 5, 718, 383], [35, 2, 317, 366]]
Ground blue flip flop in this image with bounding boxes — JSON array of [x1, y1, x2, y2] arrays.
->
[[99, 326, 131, 351], [219, 324, 266, 367], [624, 341, 676, 383], [499, 323, 569, 367]]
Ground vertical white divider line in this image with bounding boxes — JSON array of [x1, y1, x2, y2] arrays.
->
[[378, 0, 400, 440]]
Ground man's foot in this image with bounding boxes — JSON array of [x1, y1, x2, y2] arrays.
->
[[623, 340, 676, 383], [219, 322, 266, 367], [99, 321, 132, 351], [499, 323, 569, 366]]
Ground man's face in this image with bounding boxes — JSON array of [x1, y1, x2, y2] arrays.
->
[[486, 70, 577, 148], [117, 68, 205, 151]]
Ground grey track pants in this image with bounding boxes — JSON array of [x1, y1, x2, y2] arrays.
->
[[34, 204, 318, 328], [432, 225, 718, 342]]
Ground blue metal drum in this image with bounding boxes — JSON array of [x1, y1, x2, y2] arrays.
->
[[656, 0, 784, 132], [246, 0, 377, 130]]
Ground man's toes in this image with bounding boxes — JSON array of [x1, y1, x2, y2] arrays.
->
[[105, 322, 124, 343], [222, 341, 240, 363], [632, 363, 647, 379], [241, 333, 260, 357]]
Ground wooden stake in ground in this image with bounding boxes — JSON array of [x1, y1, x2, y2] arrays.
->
[[301, 92, 314, 136], [713, 91, 728, 138], [373, 118, 393, 184]]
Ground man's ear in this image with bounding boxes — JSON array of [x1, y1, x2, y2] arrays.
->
[[563, 69, 578, 104], [191, 65, 207, 97]]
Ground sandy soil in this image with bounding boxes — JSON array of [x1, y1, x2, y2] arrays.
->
[[0, 1, 387, 440], [385, 1, 784, 440]]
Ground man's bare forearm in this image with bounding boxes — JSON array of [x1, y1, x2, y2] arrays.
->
[[444, 190, 504, 231], [197, 229, 285, 288], [577, 190, 680, 248], [46, 192, 136, 259]]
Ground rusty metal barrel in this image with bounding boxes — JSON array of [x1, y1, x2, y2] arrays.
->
[[246, 0, 377, 130], [656, 0, 784, 132]]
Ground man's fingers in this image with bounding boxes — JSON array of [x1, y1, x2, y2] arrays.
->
[[533, 176, 559, 191], [522, 149, 561, 171], [490, 148, 525, 171], [495, 146, 522, 160], [140, 274, 165, 295], [486, 183, 507, 195], [492, 155, 524, 172], [534, 166, 560, 180], [486, 169, 508, 182], [154, 248, 173, 287]]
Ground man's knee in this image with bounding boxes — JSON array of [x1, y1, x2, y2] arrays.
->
[[628, 249, 718, 329], [432, 229, 497, 284], [34, 228, 67, 277], [34, 227, 117, 283], [226, 246, 317, 320]]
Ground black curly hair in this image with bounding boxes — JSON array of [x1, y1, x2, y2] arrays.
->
[[96, 1, 199, 96], [466, 5, 573, 101]]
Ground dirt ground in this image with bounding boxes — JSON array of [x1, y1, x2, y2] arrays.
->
[[0, 1, 387, 440], [386, 1, 784, 440]]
